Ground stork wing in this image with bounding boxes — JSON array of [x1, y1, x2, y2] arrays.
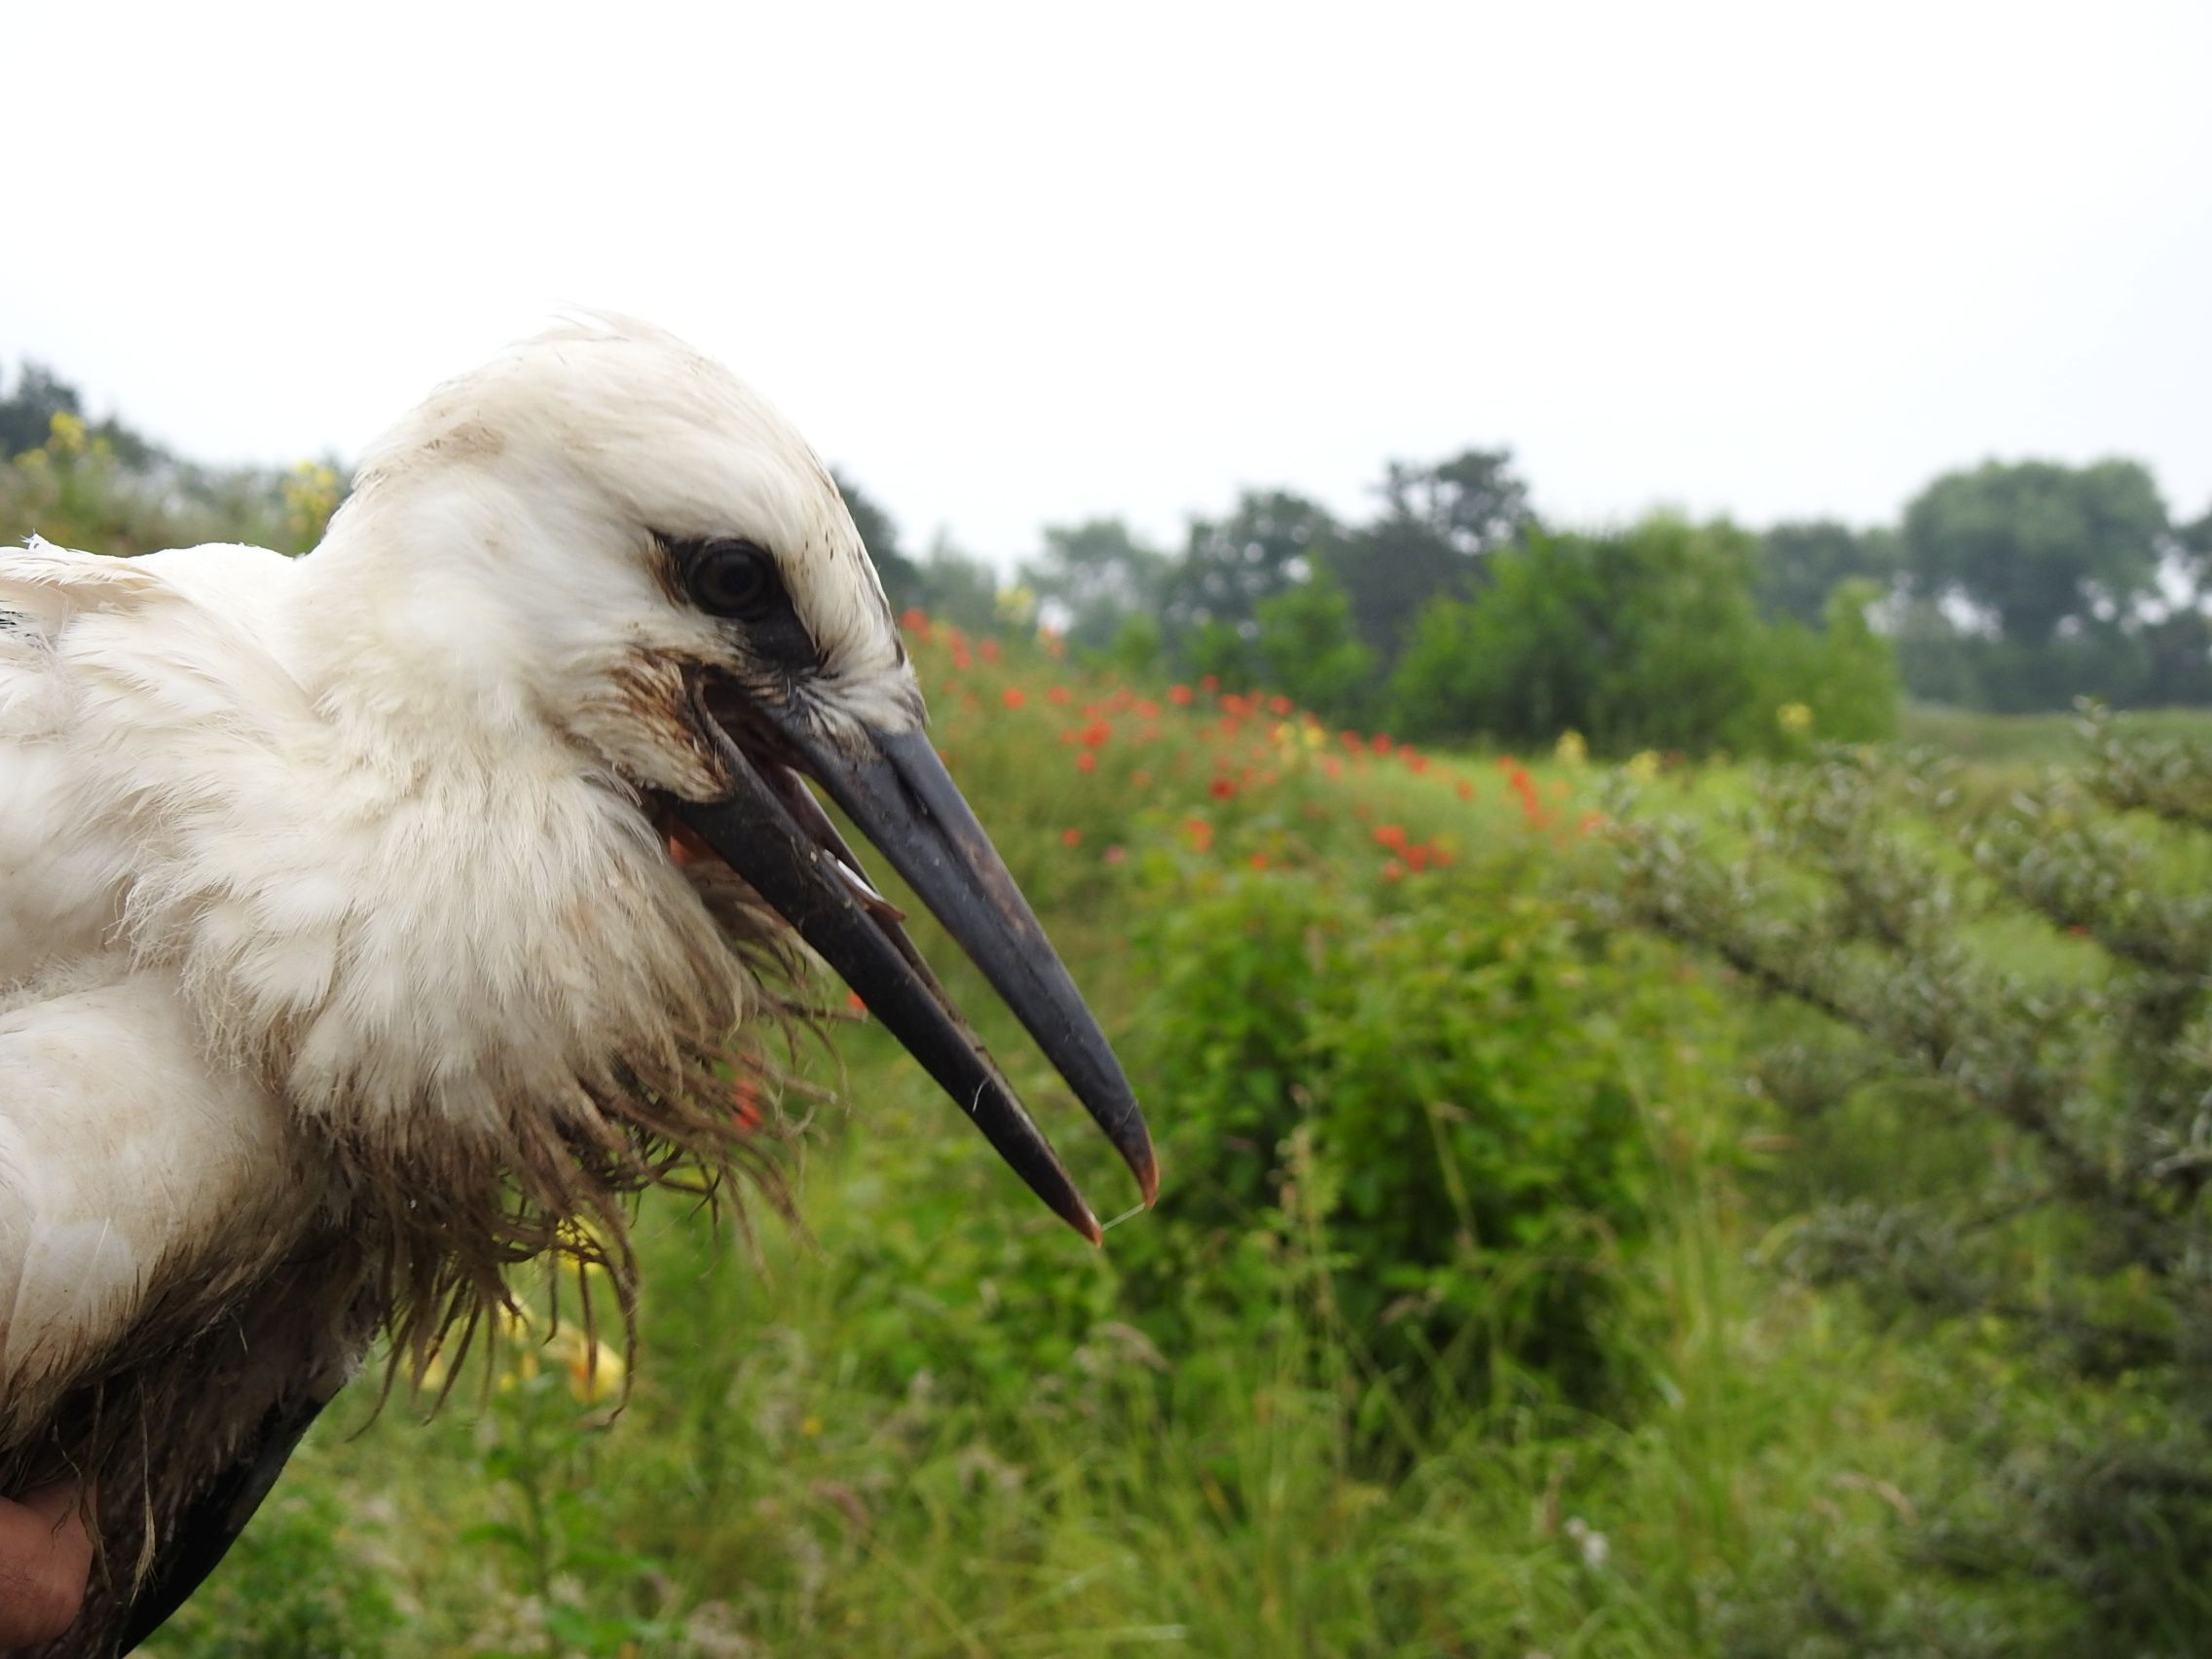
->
[[112, 1346, 350, 1655], [111, 1400, 328, 1655]]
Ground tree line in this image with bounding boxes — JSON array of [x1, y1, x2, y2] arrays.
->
[[854, 431, 2212, 751], [9, 358, 2208, 752], [848, 447, 1902, 759]]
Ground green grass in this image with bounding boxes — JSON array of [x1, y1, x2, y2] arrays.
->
[[1898, 701, 2212, 765], [159, 1044, 1977, 1658], [145, 633, 2075, 1658]]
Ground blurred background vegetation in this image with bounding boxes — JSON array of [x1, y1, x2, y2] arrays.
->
[[12, 362, 2212, 1655]]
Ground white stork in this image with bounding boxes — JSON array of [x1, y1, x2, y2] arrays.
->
[[0, 317, 1155, 1655]]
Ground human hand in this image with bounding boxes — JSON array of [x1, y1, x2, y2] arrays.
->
[[0, 1481, 92, 1646]]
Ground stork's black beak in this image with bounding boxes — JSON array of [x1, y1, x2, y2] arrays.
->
[[679, 687, 1156, 1241]]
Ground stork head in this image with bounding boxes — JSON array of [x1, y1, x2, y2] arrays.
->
[[334, 316, 1154, 1238]]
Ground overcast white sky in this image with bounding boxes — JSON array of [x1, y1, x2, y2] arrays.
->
[[7, 1, 2208, 564]]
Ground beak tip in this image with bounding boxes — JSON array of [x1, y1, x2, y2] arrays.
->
[[1133, 1148, 1161, 1209], [1051, 1189, 1105, 1245]]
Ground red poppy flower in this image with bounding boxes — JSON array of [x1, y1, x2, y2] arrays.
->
[[731, 1078, 764, 1132]]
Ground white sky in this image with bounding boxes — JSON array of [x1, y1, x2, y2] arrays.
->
[[7, 1, 2208, 565]]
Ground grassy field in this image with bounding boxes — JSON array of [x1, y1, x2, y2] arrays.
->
[[138, 631, 2112, 1658], [1898, 699, 2212, 763]]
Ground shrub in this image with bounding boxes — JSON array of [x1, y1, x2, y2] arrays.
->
[[1617, 717, 2212, 1651], [1115, 856, 1730, 1423], [1386, 516, 1901, 756], [1248, 566, 1374, 724]]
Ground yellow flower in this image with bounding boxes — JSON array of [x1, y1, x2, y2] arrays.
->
[[46, 412, 87, 456], [1624, 751, 1662, 784], [545, 1327, 626, 1404], [281, 460, 344, 544], [1777, 702, 1814, 735], [994, 585, 1037, 627], [1555, 730, 1589, 767]]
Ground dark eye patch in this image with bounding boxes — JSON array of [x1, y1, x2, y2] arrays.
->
[[659, 535, 820, 671]]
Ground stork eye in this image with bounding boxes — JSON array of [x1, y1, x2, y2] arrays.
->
[[686, 539, 779, 619]]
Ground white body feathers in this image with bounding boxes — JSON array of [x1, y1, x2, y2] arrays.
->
[[0, 318, 929, 1645]]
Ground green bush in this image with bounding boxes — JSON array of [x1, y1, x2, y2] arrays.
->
[[1248, 565, 1374, 723], [1115, 856, 1729, 1419], [1386, 516, 1901, 756], [1618, 721, 2212, 1652]]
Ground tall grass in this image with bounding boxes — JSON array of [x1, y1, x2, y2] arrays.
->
[[164, 1052, 1953, 1657], [135, 627, 2065, 1656]]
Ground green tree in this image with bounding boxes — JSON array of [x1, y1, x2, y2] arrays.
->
[[1247, 567, 1374, 720], [1761, 579, 1901, 746], [910, 532, 1002, 636], [0, 360, 163, 465], [2137, 608, 2212, 706], [1759, 520, 1900, 627], [1388, 516, 1799, 756], [2177, 499, 2212, 574], [830, 469, 925, 614], [1332, 448, 1533, 666], [1385, 516, 1899, 755], [1163, 489, 1341, 644], [1903, 459, 2169, 648], [1019, 517, 1169, 657], [1185, 618, 1259, 690], [1104, 610, 1166, 678]]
